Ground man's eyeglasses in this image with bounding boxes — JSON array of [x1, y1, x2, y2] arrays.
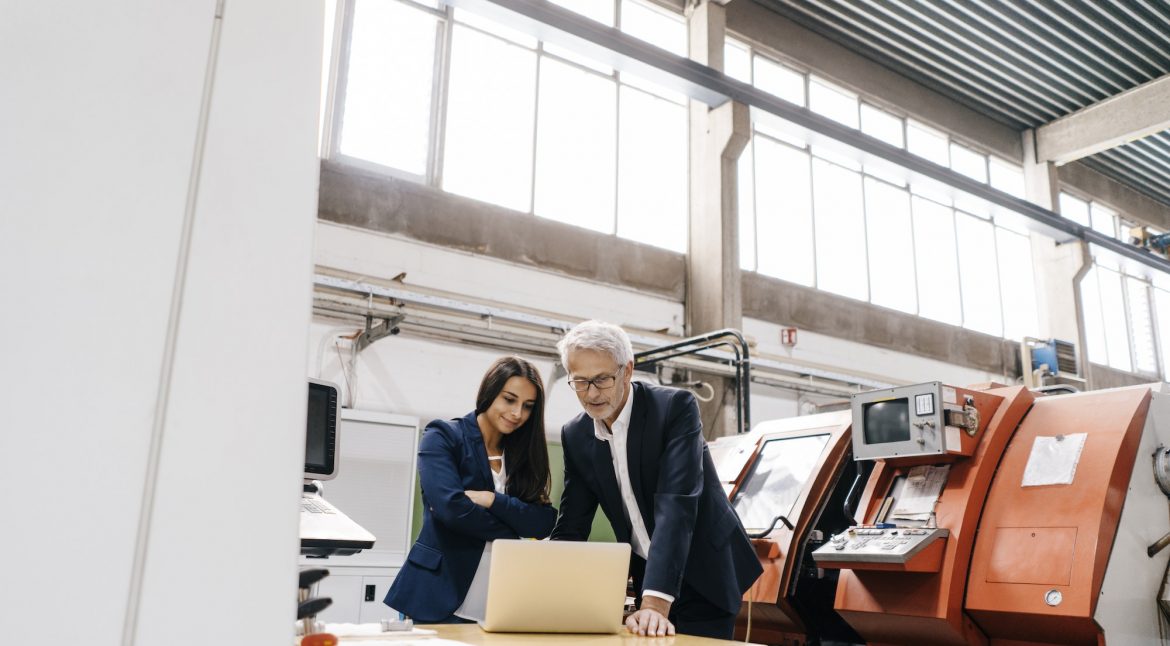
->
[[567, 369, 623, 392]]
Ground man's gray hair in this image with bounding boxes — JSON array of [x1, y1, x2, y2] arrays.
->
[[557, 320, 634, 369]]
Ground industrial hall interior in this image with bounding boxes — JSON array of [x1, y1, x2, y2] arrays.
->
[[11, 0, 1170, 645]]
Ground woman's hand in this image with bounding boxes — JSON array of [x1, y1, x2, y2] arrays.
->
[[465, 490, 495, 508]]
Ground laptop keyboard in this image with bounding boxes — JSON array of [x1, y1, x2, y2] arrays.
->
[[301, 497, 336, 514]]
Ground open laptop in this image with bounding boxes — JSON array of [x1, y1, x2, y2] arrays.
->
[[479, 540, 631, 634]]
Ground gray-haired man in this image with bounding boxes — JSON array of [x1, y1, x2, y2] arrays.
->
[[551, 320, 761, 639]]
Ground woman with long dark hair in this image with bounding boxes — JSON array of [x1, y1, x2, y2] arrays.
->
[[383, 356, 555, 623]]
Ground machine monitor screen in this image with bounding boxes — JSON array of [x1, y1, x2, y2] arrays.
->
[[732, 434, 830, 531], [862, 399, 911, 445], [305, 379, 339, 480]]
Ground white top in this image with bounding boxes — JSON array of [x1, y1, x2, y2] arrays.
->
[[453, 454, 506, 622], [592, 389, 673, 604]]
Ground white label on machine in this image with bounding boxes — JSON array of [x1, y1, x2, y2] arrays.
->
[[1021, 433, 1087, 487], [942, 386, 957, 405]]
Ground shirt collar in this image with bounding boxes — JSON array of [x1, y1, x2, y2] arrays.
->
[[593, 383, 634, 442]]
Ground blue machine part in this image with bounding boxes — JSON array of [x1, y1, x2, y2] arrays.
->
[[1030, 340, 1060, 375]]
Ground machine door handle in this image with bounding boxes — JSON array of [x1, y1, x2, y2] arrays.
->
[[364, 584, 376, 602]]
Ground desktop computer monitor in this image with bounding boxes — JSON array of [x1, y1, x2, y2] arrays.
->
[[305, 379, 339, 481]]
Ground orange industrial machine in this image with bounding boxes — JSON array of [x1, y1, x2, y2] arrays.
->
[[967, 385, 1170, 645], [712, 412, 864, 644], [811, 382, 1034, 645]]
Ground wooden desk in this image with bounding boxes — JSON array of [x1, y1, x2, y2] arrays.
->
[[423, 623, 760, 645]]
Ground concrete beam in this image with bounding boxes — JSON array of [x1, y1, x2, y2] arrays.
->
[[317, 161, 686, 301], [1060, 161, 1170, 231], [742, 273, 1020, 378], [1037, 73, 1170, 165]]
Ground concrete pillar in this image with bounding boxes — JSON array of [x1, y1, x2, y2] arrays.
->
[[686, 1, 751, 438], [1022, 129, 1090, 380]]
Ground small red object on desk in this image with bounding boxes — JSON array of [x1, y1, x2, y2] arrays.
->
[[300, 633, 338, 646]]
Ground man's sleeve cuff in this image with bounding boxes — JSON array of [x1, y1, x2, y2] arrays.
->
[[642, 590, 675, 604]]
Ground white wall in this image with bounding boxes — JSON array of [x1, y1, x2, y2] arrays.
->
[[310, 226, 1004, 436], [2, 1, 323, 645]]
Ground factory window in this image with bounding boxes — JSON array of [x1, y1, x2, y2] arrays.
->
[[911, 195, 963, 326], [1058, 193, 1091, 227], [328, 0, 688, 253], [997, 227, 1040, 341], [988, 157, 1025, 198], [443, 23, 538, 213], [864, 177, 916, 314], [337, 0, 442, 176], [860, 104, 904, 148], [739, 135, 815, 285], [1156, 287, 1170, 381], [955, 212, 1003, 337], [724, 37, 753, 83], [809, 77, 859, 129]]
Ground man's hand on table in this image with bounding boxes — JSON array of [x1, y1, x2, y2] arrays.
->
[[625, 595, 675, 637]]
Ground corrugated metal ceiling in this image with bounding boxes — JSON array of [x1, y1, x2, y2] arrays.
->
[[755, 0, 1170, 209]]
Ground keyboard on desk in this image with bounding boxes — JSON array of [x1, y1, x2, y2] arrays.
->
[[301, 497, 337, 514], [299, 494, 376, 557]]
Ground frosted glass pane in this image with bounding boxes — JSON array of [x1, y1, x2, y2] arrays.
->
[[1155, 289, 1170, 381], [339, 0, 437, 174], [617, 86, 687, 251], [809, 78, 858, 128], [813, 159, 867, 299], [621, 0, 686, 56], [996, 228, 1039, 340], [1058, 192, 1090, 226], [1090, 202, 1118, 238], [950, 143, 987, 183], [989, 158, 1025, 198], [1127, 277, 1157, 374], [956, 212, 1002, 336], [912, 197, 961, 325], [738, 140, 757, 271], [860, 104, 903, 148], [534, 58, 617, 232], [724, 39, 752, 83], [907, 120, 948, 166], [865, 178, 916, 313], [550, 0, 614, 25], [1098, 267, 1132, 372], [443, 26, 538, 212], [755, 139, 814, 286], [754, 56, 805, 106], [454, 8, 537, 47], [1081, 267, 1108, 365]]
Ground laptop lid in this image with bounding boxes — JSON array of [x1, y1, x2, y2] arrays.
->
[[480, 540, 631, 634]]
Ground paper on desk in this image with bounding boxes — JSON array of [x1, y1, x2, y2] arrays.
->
[[323, 623, 437, 639], [890, 465, 949, 520], [337, 640, 471, 646], [1022, 433, 1086, 487]]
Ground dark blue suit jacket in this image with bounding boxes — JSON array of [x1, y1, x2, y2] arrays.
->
[[383, 412, 557, 622], [551, 382, 762, 615]]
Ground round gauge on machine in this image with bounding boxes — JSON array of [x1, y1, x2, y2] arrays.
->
[[1044, 589, 1063, 606]]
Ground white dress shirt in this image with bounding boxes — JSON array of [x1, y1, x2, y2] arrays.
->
[[453, 455, 507, 621], [593, 388, 674, 604]]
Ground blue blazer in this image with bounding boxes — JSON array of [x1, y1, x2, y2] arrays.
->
[[551, 382, 762, 615], [383, 412, 557, 622]]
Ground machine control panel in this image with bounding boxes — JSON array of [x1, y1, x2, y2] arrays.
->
[[810, 526, 949, 564]]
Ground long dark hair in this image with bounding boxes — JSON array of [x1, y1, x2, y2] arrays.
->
[[475, 356, 551, 504]]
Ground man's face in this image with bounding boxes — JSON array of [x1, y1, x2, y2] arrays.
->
[[566, 349, 633, 425]]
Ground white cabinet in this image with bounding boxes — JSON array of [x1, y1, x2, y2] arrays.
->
[[301, 408, 418, 623]]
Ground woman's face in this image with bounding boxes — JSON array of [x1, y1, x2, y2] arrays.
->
[[485, 375, 538, 435]]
